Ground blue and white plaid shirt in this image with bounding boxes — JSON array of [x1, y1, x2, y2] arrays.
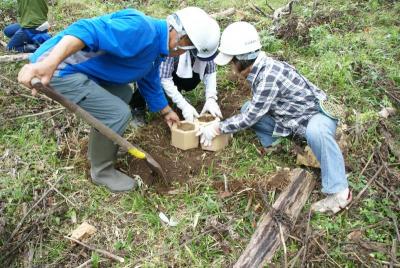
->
[[159, 52, 216, 79], [220, 52, 326, 137]]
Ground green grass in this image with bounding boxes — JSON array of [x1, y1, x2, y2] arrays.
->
[[1, 0, 399, 266]]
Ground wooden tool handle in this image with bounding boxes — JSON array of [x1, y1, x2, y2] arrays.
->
[[31, 78, 146, 159]]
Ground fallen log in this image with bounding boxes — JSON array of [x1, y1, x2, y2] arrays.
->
[[211, 8, 235, 19], [234, 168, 316, 268], [0, 53, 31, 63]]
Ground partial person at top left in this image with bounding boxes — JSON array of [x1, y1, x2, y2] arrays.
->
[[3, 0, 51, 53]]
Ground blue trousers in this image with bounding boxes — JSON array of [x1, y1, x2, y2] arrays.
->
[[3, 23, 49, 52], [241, 101, 348, 194]]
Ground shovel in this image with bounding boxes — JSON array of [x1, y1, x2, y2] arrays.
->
[[31, 78, 167, 181]]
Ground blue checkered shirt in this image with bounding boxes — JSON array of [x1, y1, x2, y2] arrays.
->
[[159, 52, 216, 79], [220, 52, 326, 137]]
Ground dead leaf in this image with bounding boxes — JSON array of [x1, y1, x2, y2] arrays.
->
[[219, 191, 232, 199], [296, 146, 320, 168], [347, 230, 363, 241], [193, 212, 201, 230], [70, 222, 97, 240], [378, 107, 396, 119], [159, 212, 179, 227], [166, 188, 185, 195]]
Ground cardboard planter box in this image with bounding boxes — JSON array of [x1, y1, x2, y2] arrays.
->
[[197, 114, 230, 152], [171, 121, 199, 150], [201, 134, 230, 152]]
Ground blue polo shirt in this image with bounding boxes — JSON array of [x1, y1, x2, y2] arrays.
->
[[30, 9, 169, 112]]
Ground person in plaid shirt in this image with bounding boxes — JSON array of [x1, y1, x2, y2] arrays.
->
[[130, 14, 222, 125], [197, 22, 351, 214]]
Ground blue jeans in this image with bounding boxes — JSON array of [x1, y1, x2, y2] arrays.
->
[[241, 101, 348, 194], [4, 23, 49, 52]]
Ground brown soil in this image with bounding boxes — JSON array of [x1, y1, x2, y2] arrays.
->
[[125, 78, 249, 190], [177, 122, 195, 131], [198, 114, 216, 123], [212, 169, 292, 194]]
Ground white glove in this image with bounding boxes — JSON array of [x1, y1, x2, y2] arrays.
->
[[181, 103, 200, 122], [196, 121, 220, 147], [202, 72, 222, 118], [201, 97, 222, 118], [161, 77, 199, 122]]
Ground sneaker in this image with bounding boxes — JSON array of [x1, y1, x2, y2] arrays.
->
[[311, 188, 352, 214], [130, 108, 146, 129]]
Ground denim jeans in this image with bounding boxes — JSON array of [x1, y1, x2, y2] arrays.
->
[[4, 23, 30, 52], [4, 23, 49, 52], [241, 101, 348, 194]]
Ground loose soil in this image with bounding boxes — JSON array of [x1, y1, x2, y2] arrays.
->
[[212, 169, 292, 194], [125, 79, 250, 190], [177, 122, 195, 131], [198, 114, 216, 123]]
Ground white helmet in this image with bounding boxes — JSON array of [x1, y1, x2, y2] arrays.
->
[[175, 7, 220, 60], [214, 22, 262, 65]]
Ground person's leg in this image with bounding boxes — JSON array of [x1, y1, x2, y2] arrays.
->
[[240, 101, 278, 148], [129, 85, 147, 128], [50, 74, 137, 192], [6, 28, 30, 52], [306, 113, 351, 213], [130, 88, 146, 110], [100, 83, 133, 105], [4, 23, 20, 38]]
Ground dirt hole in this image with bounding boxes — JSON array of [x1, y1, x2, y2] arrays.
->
[[178, 122, 195, 131], [198, 114, 216, 123]]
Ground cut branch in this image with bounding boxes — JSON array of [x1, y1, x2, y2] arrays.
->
[[0, 53, 31, 63], [6, 177, 63, 244], [211, 8, 236, 19], [64, 236, 124, 263], [234, 169, 316, 268]]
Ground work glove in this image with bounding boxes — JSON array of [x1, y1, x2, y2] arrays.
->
[[201, 97, 222, 118], [202, 72, 222, 118], [161, 77, 199, 122], [181, 102, 200, 122], [196, 121, 220, 147]]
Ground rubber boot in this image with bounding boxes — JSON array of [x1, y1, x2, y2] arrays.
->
[[89, 128, 137, 192]]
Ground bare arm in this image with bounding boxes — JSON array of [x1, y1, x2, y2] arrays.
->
[[18, 35, 85, 94]]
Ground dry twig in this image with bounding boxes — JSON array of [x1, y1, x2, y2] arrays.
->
[[278, 222, 288, 268], [211, 8, 236, 19], [300, 209, 312, 267], [6, 177, 63, 243], [64, 236, 124, 263], [313, 238, 341, 268], [348, 165, 384, 209], [8, 107, 65, 120], [0, 53, 31, 63]]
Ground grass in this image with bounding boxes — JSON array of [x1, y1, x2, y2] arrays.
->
[[1, 0, 400, 267]]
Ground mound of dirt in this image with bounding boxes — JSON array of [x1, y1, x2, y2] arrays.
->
[[126, 122, 216, 186], [212, 169, 292, 194], [125, 82, 249, 188]]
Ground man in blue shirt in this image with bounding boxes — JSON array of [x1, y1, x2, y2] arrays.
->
[[18, 7, 221, 192]]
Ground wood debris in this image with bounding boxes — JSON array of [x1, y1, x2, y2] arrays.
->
[[70, 221, 97, 240]]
